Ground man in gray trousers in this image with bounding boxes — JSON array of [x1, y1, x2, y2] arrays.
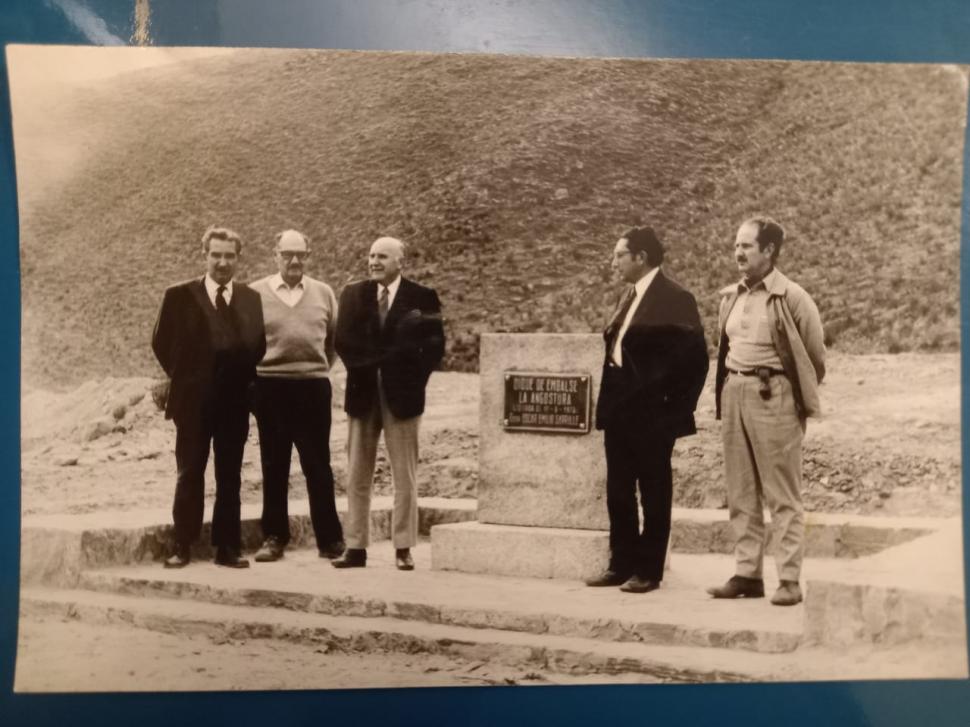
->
[[331, 237, 445, 571], [707, 217, 825, 607]]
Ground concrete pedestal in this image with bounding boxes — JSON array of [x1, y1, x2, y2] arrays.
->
[[476, 333, 607, 530], [432, 333, 616, 579]]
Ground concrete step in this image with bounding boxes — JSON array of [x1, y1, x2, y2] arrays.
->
[[433, 510, 943, 582], [805, 519, 967, 647], [431, 513, 946, 582], [22, 498, 936, 589], [70, 541, 803, 654], [19, 546, 967, 689], [21, 496, 477, 587], [20, 587, 781, 684], [667, 508, 940, 558], [432, 519, 967, 651], [22, 586, 967, 687]]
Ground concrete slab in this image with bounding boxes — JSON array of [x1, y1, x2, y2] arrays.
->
[[71, 529, 964, 655], [20, 497, 477, 587], [14, 587, 781, 685], [431, 511, 944, 581], [75, 541, 804, 654], [23, 500, 944, 588], [20, 586, 968, 687], [432, 521, 608, 580], [805, 518, 967, 647], [670, 508, 940, 558]]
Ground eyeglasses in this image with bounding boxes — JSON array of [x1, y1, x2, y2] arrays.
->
[[278, 251, 308, 261]]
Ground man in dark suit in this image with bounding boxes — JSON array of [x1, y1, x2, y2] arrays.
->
[[152, 226, 266, 569], [586, 227, 708, 593], [332, 236, 445, 571]]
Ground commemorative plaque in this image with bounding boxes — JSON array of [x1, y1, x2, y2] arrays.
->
[[502, 371, 592, 434]]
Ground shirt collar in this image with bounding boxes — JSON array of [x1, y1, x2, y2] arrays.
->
[[270, 272, 304, 290], [738, 267, 777, 293], [204, 274, 233, 298], [632, 266, 660, 298], [378, 275, 402, 298]]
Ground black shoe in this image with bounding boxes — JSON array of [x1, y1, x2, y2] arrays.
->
[[585, 569, 631, 587], [318, 540, 346, 560], [254, 536, 285, 562], [164, 543, 191, 569], [395, 548, 415, 571], [707, 575, 765, 599], [619, 575, 661, 594], [214, 547, 250, 569], [332, 548, 366, 568]]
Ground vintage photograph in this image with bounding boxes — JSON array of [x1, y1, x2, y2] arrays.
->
[[8, 44, 968, 690]]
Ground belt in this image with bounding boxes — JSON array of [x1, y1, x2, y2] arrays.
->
[[727, 367, 786, 377]]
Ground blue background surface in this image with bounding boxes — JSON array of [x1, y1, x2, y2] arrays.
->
[[0, 1, 968, 725]]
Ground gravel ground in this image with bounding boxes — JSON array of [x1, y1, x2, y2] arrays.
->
[[21, 353, 961, 519]]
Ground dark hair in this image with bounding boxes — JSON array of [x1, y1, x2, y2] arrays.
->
[[743, 216, 785, 262], [201, 226, 242, 254], [622, 226, 664, 267]]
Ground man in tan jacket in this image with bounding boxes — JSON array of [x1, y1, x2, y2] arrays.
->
[[707, 217, 825, 606]]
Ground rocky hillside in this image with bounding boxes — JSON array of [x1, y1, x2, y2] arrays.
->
[[16, 50, 966, 385]]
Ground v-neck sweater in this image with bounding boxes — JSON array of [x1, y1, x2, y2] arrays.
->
[[252, 275, 337, 378]]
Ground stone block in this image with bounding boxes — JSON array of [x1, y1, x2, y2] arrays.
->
[[804, 579, 967, 647], [478, 333, 608, 530], [20, 528, 85, 587], [431, 521, 608, 580]]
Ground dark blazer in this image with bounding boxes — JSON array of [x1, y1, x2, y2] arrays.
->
[[595, 270, 708, 439], [151, 278, 266, 422], [335, 277, 445, 420]]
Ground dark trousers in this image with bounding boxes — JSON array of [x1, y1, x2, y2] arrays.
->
[[172, 397, 249, 549], [604, 426, 676, 581], [255, 377, 343, 548]]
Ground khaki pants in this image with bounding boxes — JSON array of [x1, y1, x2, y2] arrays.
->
[[722, 373, 805, 582], [343, 382, 420, 550]]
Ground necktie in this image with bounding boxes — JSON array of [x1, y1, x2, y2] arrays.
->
[[608, 287, 636, 335], [378, 285, 389, 327], [216, 285, 229, 315], [608, 287, 636, 364]]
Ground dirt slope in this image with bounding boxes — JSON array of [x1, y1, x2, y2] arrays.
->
[[16, 51, 966, 386]]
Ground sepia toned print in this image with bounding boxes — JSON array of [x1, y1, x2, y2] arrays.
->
[[8, 45, 967, 690]]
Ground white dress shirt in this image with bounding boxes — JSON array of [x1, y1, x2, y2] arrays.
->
[[204, 275, 233, 308], [611, 267, 659, 367], [377, 275, 402, 309]]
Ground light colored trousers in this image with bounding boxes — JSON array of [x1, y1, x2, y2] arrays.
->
[[722, 373, 805, 582], [344, 382, 420, 550]]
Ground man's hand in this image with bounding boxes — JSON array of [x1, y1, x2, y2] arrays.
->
[[151, 379, 170, 412]]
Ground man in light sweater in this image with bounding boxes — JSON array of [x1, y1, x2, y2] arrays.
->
[[250, 229, 345, 562]]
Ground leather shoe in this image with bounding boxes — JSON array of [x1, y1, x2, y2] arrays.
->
[[318, 540, 346, 560], [706, 575, 765, 599], [585, 569, 631, 587], [214, 547, 250, 569], [619, 575, 660, 594], [770, 580, 803, 606], [163, 543, 191, 569], [395, 548, 415, 571], [332, 548, 367, 568], [254, 536, 285, 562]]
